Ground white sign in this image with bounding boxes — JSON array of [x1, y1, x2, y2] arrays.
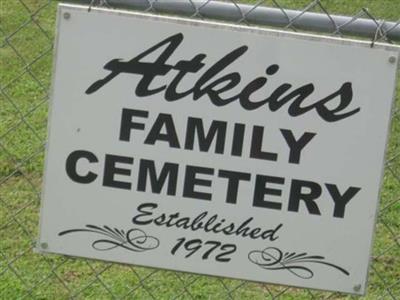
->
[[39, 4, 399, 295]]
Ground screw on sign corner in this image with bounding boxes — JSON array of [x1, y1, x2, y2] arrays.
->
[[63, 12, 71, 20], [388, 56, 396, 64], [353, 284, 362, 292]]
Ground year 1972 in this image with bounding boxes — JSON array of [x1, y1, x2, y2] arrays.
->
[[170, 237, 237, 262]]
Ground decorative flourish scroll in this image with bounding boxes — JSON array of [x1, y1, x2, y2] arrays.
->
[[59, 225, 159, 252], [248, 247, 349, 279]]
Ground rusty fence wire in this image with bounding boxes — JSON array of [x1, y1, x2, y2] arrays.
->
[[0, 0, 399, 299]]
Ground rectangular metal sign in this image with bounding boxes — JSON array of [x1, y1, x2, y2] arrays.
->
[[39, 4, 399, 294]]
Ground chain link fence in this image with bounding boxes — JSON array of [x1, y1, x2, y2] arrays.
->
[[0, 0, 399, 299]]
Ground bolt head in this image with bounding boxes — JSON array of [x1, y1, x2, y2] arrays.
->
[[353, 284, 361, 292], [63, 12, 71, 20], [40, 242, 48, 250], [389, 56, 396, 64]]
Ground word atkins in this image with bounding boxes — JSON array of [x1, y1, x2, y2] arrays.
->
[[86, 33, 360, 123]]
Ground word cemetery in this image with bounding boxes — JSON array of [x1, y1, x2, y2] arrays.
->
[[66, 108, 360, 218]]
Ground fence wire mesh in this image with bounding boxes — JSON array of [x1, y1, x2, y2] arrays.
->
[[0, 0, 399, 299]]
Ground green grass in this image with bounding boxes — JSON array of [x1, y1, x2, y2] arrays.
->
[[0, 0, 399, 299]]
